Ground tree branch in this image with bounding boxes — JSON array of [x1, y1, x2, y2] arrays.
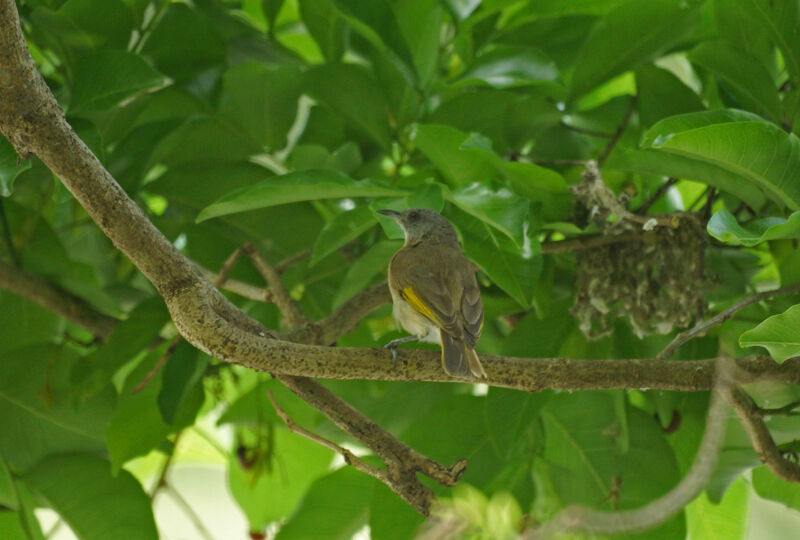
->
[[725, 386, 800, 483], [0, 259, 117, 339], [657, 284, 800, 361], [244, 243, 308, 328], [597, 94, 637, 166]]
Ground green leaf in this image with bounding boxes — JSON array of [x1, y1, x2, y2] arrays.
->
[[304, 63, 393, 150], [0, 345, 113, 471], [753, 466, 800, 511], [448, 183, 529, 248], [262, 0, 285, 30], [0, 136, 30, 197], [332, 240, 399, 308], [456, 46, 561, 91], [0, 457, 14, 508], [23, 454, 157, 539], [740, 304, 800, 361], [413, 124, 497, 187], [688, 40, 781, 121], [59, 0, 134, 50], [298, 0, 348, 61], [276, 467, 373, 540], [0, 511, 30, 540], [197, 169, 405, 222], [333, 0, 415, 69], [686, 477, 748, 540], [149, 117, 263, 169], [77, 297, 170, 393], [459, 132, 570, 220], [157, 342, 207, 425], [229, 429, 333, 531], [630, 110, 800, 210], [219, 63, 303, 150], [311, 206, 377, 266], [542, 393, 685, 537], [738, 0, 800, 83], [569, 0, 701, 99], [369, 480, 424, 540], [635, 65, 704, 128], [708, 210, 800, 246], [453, 211, 539, 309], [0, 291, 60, 355], [69, 50, 164, 113], [139, 3, 226, 81], [485, 388, 551, 460]]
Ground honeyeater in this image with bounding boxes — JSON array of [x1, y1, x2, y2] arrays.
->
[[377, 208, 487, 378]]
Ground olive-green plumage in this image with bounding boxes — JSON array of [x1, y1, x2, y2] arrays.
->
[[377, 208, 486, 378]]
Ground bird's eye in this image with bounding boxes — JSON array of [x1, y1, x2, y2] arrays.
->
[[408, 211, 419, 221]]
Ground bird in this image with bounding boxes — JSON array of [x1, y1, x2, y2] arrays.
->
[[376, 208, 487, 378]]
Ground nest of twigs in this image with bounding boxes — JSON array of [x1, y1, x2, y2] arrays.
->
[[570, 165, 710, 338]]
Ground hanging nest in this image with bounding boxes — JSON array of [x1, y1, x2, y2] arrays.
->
[[570, 165, 710, 338]]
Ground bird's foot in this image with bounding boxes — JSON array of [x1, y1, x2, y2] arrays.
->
[[383, 336, 417, 368]]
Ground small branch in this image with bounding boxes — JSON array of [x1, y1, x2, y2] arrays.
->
[[267, 391, 388, 481], [150, 430, 183, 499], [541, 232, 643, 254], [0, 259, 117, 339], [597, 94, 638, 166], [244, 244, 308, 328], [534, 159, 588, 167], [132, 335, 181, 394], [726, 386, 800, 483], [161, 484, 215, 540], [198, 266, 272, 302], [0, 199, 20, 266], [559, 121, 614, 139], [657, 284, 800, 361], [214, 247, 245, 288], [635, 178, 678, 215], [758, 400, 800, 417], [275, 248, 311, 273], [526, 358, 734, 539]]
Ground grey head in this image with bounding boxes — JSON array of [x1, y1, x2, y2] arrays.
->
[[377, 208, 459, 246]]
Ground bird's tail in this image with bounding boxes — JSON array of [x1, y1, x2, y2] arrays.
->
[[441, 334, 487, 379]]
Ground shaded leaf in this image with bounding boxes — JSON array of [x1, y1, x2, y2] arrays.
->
[[448, 183, 529, 248], [635, 65, 704, 128], [413, 124, 496, 187], [304, 63, 393, 150], [197, 169, 405, 222], [688, 40, 781, 121], [456, 45, 561, 91], [333, 240, 399, 308], [569, 0, 700, 99], [311, 206, 377, 266], [738, 0, 800, 83], [219, 63, 303, 150], [298, 0, 348, 61], [69, 50, 164, 113]]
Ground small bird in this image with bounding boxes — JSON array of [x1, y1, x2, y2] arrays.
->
[[377, 208, 487, 378]]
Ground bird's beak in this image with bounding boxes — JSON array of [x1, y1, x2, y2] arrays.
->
[[377, 209, 401, 220]]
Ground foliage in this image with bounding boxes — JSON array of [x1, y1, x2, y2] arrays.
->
[[3, 0, 800, 538]]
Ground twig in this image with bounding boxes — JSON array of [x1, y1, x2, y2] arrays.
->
[[540, 232, 643, 254], [635, 178, 678, 215], [150, 430, 183, 499], [525, 358, 734, 539], [596, 94, 638, 166], [559, 121, 614, 139], [758, 400, 800, 417], [0, 199, 20, 266], [132, 335, 181, 394], [275, 248, 311, 273], [534, 159, 588, 167], [657, 284, 800, 361], [244, 244, 308, 328], [725, 386, 800, 483], [267, 391, 388, 481], [214, 247, 245, 288], [198, 266, 272, 302]]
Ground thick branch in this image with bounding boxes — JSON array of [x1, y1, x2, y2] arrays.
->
[[726, 386, 800, 483], [0, 259, 117, 339]]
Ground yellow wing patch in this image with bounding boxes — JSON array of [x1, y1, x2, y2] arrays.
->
[[400, 286, 441, 326]]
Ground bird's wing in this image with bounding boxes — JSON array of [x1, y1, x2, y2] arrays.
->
[[390, 246, 481, 341]]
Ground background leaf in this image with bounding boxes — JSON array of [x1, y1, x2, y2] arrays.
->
[[740, 304, 800, 362]]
